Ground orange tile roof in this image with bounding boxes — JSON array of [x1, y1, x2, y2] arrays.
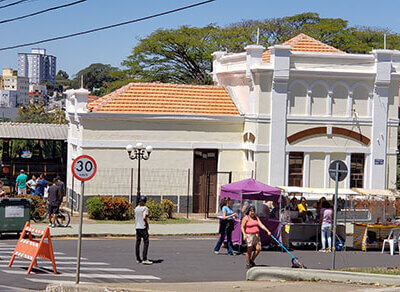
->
[[88, 95, 100, 103], [262, 33, 345, 62], [88, 83, 240, 116]]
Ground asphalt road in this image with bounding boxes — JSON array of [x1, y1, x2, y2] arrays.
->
[[2, 235, 400, 291]]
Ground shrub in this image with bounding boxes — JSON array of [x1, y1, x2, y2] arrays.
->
[[101, 197, 132, 220], [86, 196, 132, 220], [86, 196, 105, 220], [146, 199, 163, 220], [161, 199, 176, 219]]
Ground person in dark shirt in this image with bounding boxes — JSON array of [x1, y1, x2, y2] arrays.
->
[[56, 176, 65, 205], [34, 174, 48, 197], [48, 178, 61, 228]]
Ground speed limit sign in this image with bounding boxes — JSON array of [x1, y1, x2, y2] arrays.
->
[[71, 155, 97, 181]]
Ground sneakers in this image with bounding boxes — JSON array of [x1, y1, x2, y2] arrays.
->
[[318, 249, 326, 252], [214, 251, 219, 255], [250, 260, 256, 267], [136, 260, 142, 264], [142, 260, 153, 265], [246, 264, 252, 269]]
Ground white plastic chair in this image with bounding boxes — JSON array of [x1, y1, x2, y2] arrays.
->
[[381, 228, 400, 255]]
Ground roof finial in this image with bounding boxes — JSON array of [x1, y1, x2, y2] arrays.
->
[[384, 33, 387, 49], [256, 27, 260, 45]]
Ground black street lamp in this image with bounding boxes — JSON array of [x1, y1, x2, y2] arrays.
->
[[126, 142, 152, 205]]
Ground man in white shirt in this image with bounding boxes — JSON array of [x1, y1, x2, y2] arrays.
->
[[134, 196, 152, 265]]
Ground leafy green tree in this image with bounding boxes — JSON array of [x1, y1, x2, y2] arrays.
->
[[15, 103, 67, 124], [121, 13, 400, 85], [72, 63, 119, 91], [56, 70, 69, 80]]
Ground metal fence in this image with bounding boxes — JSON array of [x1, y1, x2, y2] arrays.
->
[[67, 167, 253, 214]]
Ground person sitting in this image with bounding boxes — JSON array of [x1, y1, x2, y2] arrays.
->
[[297, 197, 308, 222], [305, 211, 315, 224], [287, 197, 298, 211]]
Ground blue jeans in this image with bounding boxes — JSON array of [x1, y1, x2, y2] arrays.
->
[[214, 220, 234, 254], [321, 224, 332, 250]]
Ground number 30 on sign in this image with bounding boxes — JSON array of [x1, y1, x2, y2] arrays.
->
[[72, 155, 97, 181]]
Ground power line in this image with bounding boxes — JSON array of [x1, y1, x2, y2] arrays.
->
[[0, 0, 216, 51], [0, 0, 29, 9], [0, 0, 86, 25]]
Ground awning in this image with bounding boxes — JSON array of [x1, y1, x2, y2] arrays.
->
[[0, 122, 67, 140], [279, 186, 358, 199], [279, 186, 400, 200], [352, 188, 400, 198]]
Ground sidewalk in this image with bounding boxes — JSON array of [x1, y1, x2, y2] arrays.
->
[[32, 222, 219, 237], [46, 281, 395, 292]]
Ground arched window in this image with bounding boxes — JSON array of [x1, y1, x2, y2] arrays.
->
[[332, 85, 348, 117], [289, 83, 307, 116], [311, 84, 328, 116], [352, 85, 369, 117]]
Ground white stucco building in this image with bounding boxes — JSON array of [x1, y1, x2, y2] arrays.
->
[[66, 34, 399, 213]]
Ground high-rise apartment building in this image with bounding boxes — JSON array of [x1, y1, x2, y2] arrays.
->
[[18, 48, 56, 85], [1, 68, 29, 105]]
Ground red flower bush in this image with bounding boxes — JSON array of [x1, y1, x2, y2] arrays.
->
[[86, 196, 132, 220]]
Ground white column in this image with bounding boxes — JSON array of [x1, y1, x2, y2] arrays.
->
[[324, 153, 331, 188], [364, 153, 371, 188], [367, 93, 373, 117], [327, 91, 333, 116], [370, 50, 392, 189], [303, 153, 310, 187], [269, 45, 291, 186], [345, 153, 351, 188], [306, 89, 312, 116], [287, 90, 291, 115], [245, 45, 264, 115], [347, 92, 353, 117], [285, 152, 289, 186]]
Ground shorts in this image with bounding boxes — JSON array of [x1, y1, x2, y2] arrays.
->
[[245, 233, 260, 247], [18, 188, 26, 195], [48, 204, 60, 215]]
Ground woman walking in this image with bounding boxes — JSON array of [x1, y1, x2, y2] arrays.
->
[[214, 197, 236, 255], [241, 206, 272, 269], [319, 200, 333, 252]]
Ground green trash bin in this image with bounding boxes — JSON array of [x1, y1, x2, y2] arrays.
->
[[0, 198, 31, 235]]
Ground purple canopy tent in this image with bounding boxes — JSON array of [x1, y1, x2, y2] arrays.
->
[[220, 178, 281, 201], [219, 178, 282, 246]]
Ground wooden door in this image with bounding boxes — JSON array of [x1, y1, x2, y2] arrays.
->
[[193, 150, 218, 213]]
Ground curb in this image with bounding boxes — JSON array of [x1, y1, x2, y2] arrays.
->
[[246, 267, 400, 286], [48, 232, 218, 239], [46, 284, 114, 292]]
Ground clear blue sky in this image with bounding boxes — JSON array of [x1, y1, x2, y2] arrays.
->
[[0, 0, 399, 77]]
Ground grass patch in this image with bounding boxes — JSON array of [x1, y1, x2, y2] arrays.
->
[[341, 267, 400, 275], [93, 217, 193, 224]]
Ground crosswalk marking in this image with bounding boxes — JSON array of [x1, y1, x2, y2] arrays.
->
[[0, 241, 162, 286], [1, 260, 109, 266], [1, 270, 160, 280], [0, 264, 134, 272], [1, 254, 87, 260], [0, 249, 64, 254]]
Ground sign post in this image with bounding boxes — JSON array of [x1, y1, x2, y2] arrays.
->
[[71, 155, 97, 284], [328, 160, 348, 270]]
